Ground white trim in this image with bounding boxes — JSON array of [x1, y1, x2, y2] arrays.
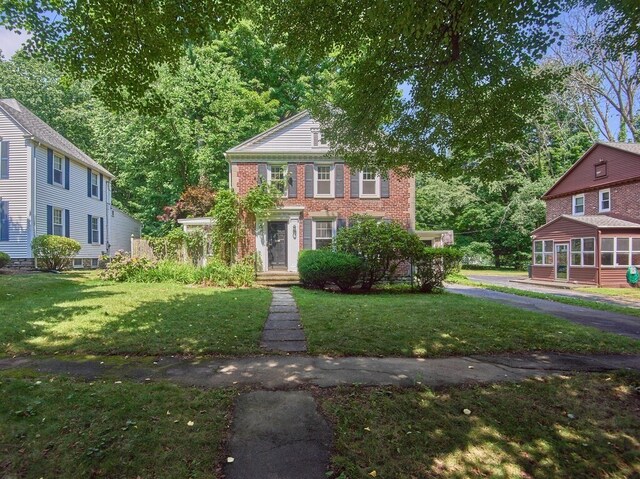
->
[[310, 128, 328, 148], [569, 237, 596, 267], [312, 219, 335, 250], [601, 236, 640, 268], [91, 216, 100, 244], [359, 170, 381, 198], [572, 194, 585, 216], [53, 153, 64, 186], [52, 206, 64, 237], [177, 217, 216, 226], [554, 242, 569, 281], [267, 163, 289, 197], [598, 188, 611, 213], [533, 239, 554, 266], [91, 171, 99, 198], [314, 164, 334, 198], [73, 258, 84, 269]]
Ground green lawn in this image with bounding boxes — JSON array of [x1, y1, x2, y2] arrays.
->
[[0, 370, 233, 478], [461, 269, 527, 277], [578, 286, 640, 301], [321, 372, 640, 479], [292, 288, 640, 357], [0, 272, 271, 356]]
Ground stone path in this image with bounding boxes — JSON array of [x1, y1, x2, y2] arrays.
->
[[447, 284, 640, 340], [261, 287, 307, 352], [225, 391, 331, 479]]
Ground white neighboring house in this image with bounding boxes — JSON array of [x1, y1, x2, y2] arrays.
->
[[0, 98, 142, 269]]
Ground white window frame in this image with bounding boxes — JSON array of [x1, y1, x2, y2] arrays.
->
[[533, 240, 554, 266], [600, 237, 640, 268], [91, 216, 100, 244], [91, 258, 99, 268], [267, 164, 288, 197], [91, 172, 99, 198], [570, 237, 595, 267], [53, 154, 64, 186], [312, 219, 335, 250], [314, 164, 334, 198], [359, 169, 381, 198], [599, 189, 611, 213], [311, 128, 328, 148], [572, 194, 585, 216], [73, 258, 84, 269], [53, 207, 64, 237]]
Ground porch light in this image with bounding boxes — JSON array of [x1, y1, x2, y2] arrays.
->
[[292, 224, 297, 240]]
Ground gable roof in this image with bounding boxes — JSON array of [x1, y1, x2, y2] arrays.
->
[[542, 142, 640, 199], [0, 98, 113, 177], [532, 214, 640, 234], [225, 110, 311, 154]]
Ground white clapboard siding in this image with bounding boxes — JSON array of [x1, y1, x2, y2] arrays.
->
[[240, 114, 330, 153], [35, 145, 112, 258], [108, 206, 141, 254], [0, 112, 30, 258]]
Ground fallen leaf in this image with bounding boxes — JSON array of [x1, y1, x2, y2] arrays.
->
[[369, 471, 377, 477], [187, 421, 195, 427], [227, 457, 234, 463], [463, 409, 471, 415]]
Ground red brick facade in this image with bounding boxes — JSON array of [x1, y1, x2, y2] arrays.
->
[[546, 181, 640, 223], [232, 161, 415, 256]]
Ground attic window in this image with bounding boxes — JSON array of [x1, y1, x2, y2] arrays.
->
[[595, 161, 607, 179], [311, 129, 328, 147]]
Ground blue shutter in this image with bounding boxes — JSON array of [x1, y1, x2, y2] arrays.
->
[[47, 149, 54, 184], [65, 209, 70, 238], [64, 157, 70, 190], [0, 201, 9, 241], [99, 173, 104, 201], [87, 215, 92, 243], [47, 205, 53, 235], [0, 140, 9, 179], [87, 168, 92, 197], [99, 217, 104, 244]]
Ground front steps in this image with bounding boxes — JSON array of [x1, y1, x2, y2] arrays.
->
[[256, 271, 300, 287]]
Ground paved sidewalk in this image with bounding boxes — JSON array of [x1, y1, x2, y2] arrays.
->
[[447, 284, 640, 340], [261, 288, 307, 352], [2, 353, 639, 389]]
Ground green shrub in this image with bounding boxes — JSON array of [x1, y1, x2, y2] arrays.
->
[[100, 250, 155, 281], [0, 252, 10, 269], [335, 216, 423, 290], [413, 247, 463, 293], [31, 235, 81, 271], [298, 250, 364, 291]]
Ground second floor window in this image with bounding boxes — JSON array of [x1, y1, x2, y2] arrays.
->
[[53, 155, 63, 185], [91, 216, 100, 243], [91, 172, 99, 197], [360, 169, 379, 197], [269, 164, 288, 196], [599, 189, 610, 212], [53, 208, 63, 236], [572, 194, 584, 215], [315, 165, 333, 197]]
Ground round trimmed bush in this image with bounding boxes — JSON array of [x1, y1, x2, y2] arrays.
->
[[298, 250, 363, 292], [31, 235, 81, 271], [0, 252, 10, 269]]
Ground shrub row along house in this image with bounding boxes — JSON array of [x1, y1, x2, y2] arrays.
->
[[532, 142, 640, 287], [224, 111, 452, 278], [0, 99, 141, 269]]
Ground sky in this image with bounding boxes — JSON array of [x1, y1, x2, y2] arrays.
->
[[0, 27, 29, 58]]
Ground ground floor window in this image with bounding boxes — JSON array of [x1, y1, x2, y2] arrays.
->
[[570, 237, 595, 266], [73, 258, 84, 269], [314, 220, 334, 249], [91, 258, 99, 268], [91, 217, 100, 244], [53, 207, 64, 237], [533, 240, 554, 265], [601, 237, 640, 267]]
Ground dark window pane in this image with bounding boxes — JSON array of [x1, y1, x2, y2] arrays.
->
[[534, 241, 542, 253], [601, 238, 614, 251], [571, 239, 581, 251], [632, 238, 640, 251], [583, 253, 595, 266], [534, 253, 543, 265], [617, 238, 630, 252], [571, 253, 582, 266], [631, 253, 640, 265], [616, 253, 629, 266], [601, 252, 614, 266], [584, 238, 595, 251]]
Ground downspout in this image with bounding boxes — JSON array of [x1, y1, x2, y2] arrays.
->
[[30, 139, 37, 264], [596, 229, 601, 287]]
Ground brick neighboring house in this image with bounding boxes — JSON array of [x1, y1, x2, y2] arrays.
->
[[531, 142, 640, 287], [225, 111, 451, 274]]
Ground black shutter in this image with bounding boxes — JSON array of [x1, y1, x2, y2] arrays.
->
[[335, 163, 344, 198], [381, 174, 390, 198], [350, 169, 359, 198], [304, 164, 314, 198], [87, 168, 92, 197], [47, 149, 54, 184], [287, 163, 297, 198], [64, 157, 70, 189], [99, 173, 104, 201], [47, 205, 53, 235], [0, 201, 8, 241], [0, 140, 9, 179], [303, 218, 312, 249], [64, 209, 70, 238], [257, 163, 267, 184]]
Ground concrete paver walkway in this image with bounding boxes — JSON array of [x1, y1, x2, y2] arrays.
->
[[447, 284, 640, 340], [261, 288, 307, 352], [225, 391, 331, 479], [2, 353, 639, 389]]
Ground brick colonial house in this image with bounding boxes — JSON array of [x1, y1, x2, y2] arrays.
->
[[225, 111, 450, 274], [531, 142, 640, 287]]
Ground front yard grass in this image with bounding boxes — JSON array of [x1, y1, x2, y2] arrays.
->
[[0, 272, 271, 356], [321, 372, 640, 479], [292, 288, 640, 357], [0, 371, 234, 478], [578, 286, 640, 301]]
